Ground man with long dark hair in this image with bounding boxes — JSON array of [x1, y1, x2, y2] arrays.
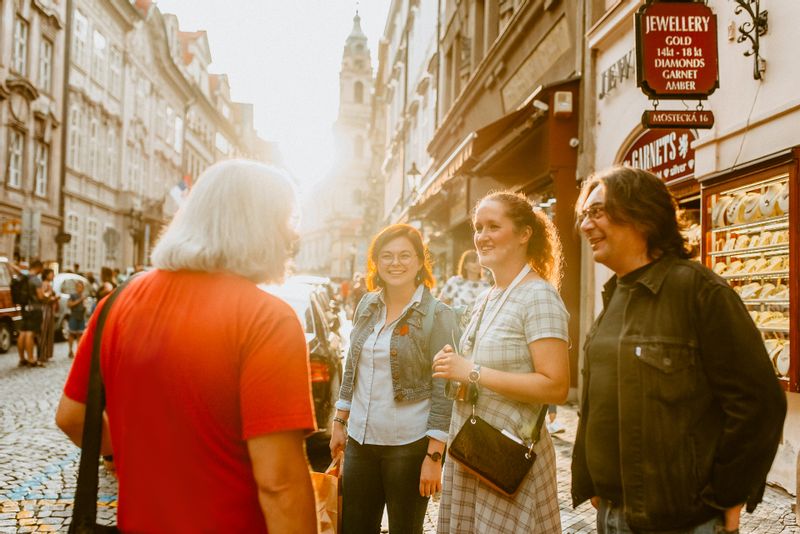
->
[[572, 167, 786, 533]]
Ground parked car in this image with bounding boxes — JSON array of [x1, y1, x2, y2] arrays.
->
[[260, 280, 344, 444], [0, 257, 21, 353], [53, 273, 96, 341]]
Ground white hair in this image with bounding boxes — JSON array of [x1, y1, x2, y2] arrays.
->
[[152, 159, 297, 283]]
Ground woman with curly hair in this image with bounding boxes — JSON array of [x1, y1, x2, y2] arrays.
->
[[433, 191, 570, 533]]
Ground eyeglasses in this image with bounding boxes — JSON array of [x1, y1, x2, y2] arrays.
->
[[578, 204, 606, 224], [378, 252, 417, 265]]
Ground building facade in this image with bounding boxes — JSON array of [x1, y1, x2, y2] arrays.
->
[[0, 0, 67, 263], [297, 13, 374, 279], [583, 0, 800, 496], [41, 0, 270, 273], [378, 0, 585, 389]]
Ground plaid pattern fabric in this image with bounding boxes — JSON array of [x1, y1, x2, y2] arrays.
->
[[438, 280, 569, 533]]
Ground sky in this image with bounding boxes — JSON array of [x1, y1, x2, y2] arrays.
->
[[154, 1, 390, 189]]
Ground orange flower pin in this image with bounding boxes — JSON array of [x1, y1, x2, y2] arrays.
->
[[398, 324, 410, 336]]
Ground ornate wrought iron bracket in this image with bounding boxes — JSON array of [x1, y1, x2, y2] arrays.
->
[[732, 0, 768, 80]]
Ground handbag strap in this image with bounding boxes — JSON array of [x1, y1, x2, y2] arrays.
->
[[70, 277, 134, 532]]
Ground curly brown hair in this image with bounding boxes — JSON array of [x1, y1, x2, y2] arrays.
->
[[475, 191, 563, 289], [576, 166, 691, 260], [365, 224, 435, 292]]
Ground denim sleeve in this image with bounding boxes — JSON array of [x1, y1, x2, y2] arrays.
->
[[426, 301, 461, 435], [338, 335, 357, 405], [696, 283, 787, 510]]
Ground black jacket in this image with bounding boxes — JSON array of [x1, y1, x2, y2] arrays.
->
[[571, 255, 787, 532]]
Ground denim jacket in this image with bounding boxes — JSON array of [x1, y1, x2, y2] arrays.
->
[[337, 286, 460, 436], [571, 255, 787, 532]]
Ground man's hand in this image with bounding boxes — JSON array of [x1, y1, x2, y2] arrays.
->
[[724, 503, 744, 531]]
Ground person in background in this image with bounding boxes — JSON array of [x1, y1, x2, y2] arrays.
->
[[84, 272, 99, 298], [15, 260, 45, 367], [56, 160, 318, 534], [97, 267, 116, 300], [572, 166, 786, 533], [439, 249, 489, 323], [330, 224, 459, 534], [433, 191, 570, 533], [37, 268, 59, 364], [347, 272, 367, 319], [546, 404, 565, 435], [66, 280, 88, 359]]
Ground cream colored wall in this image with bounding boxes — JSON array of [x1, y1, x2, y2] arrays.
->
[[694, 1, 800, 176]]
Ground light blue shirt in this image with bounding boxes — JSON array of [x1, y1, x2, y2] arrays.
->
[[346, 284, 447, 445]]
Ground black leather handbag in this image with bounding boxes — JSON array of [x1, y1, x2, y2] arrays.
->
[[448, 405, 548, 496], [68, 280, 132, 534]]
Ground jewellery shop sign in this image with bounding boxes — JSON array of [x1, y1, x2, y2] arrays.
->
[[635, 0, 719, 128]]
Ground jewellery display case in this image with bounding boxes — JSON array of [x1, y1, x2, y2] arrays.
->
[[702, 154, 798, 392]]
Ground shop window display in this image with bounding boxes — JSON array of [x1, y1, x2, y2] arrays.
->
[[706, 175, 791, 383]]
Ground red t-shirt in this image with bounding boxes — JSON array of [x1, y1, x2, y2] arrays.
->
[[64, 270, 315, 533]]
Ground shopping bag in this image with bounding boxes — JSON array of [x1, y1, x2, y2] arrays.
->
[[312, 454, 342, 534]]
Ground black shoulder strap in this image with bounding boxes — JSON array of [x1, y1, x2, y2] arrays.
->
[[69, 278, 134, 534]]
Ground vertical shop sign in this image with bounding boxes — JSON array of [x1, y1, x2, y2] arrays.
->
[[635, 1, 719, 99]]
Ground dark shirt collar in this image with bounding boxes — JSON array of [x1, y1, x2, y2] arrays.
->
[[601, 255, 677, 307]]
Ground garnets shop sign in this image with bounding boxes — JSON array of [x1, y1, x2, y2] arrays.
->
[[635, 0, 719, 99]]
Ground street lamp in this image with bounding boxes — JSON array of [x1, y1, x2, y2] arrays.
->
[[408, 162, 422, 199]]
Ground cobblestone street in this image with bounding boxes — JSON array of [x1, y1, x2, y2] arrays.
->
[[0, 343, 797, 533]]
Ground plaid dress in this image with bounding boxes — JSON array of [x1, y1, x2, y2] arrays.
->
[[438, 280, 569, 534]]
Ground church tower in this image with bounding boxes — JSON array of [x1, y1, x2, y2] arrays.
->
[[296, 12, 374, 279], [334, 13, 373, 167]]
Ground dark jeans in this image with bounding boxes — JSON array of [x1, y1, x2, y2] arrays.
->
[[342, 436, 429, 534], [597, 499, 724, 534]]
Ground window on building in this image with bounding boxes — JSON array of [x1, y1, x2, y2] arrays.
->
[[354, 81, 364, 104], [107, 126, 118, 187], [86, 219, 98, 273], [88, 117, 99, 177], [34, 142, 49, 197], [109, 47, 122, 97], [92, 31, 107, 83], [155, 98, 165, 139], [174, 116, 183, 153], [67, 103, 81, 170], [12, 17, 28, 76], [73, 10, 89, 69], [39, 39, 53, 92], [7, 131, 24, 188], [65, 213, 81, 269]]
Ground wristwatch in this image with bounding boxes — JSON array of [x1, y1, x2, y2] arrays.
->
[[426, 451, 442, 462], [468, 364, 482, 384]]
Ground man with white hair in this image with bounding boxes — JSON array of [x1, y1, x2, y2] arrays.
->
[[56, 160, 318, 533]]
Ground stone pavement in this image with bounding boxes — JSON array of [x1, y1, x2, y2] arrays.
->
[[0, 343, 797, 532]]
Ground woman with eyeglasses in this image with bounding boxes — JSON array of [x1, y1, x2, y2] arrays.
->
[[330, 223, 460, 534], [432, 191, 570, 533]]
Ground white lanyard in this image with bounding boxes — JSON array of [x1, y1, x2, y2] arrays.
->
[[462, 264, 531, 357]]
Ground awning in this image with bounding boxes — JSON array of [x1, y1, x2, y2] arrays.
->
[[414, 103, 544, 207]]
